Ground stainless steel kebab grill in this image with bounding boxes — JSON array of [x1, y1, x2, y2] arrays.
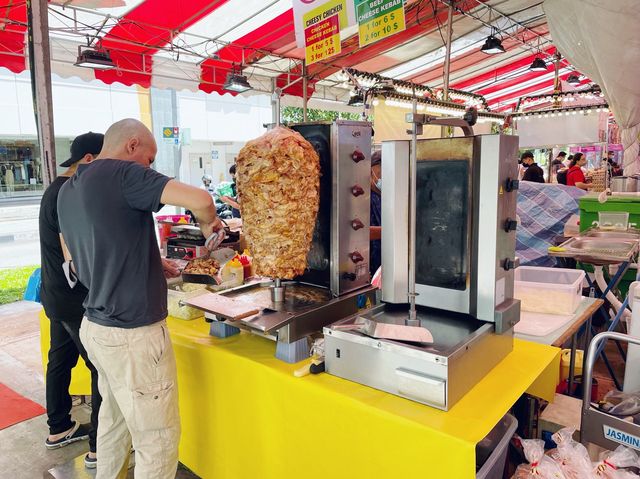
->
[[184, 121, 378, 362], [324, 113, 521, 410]]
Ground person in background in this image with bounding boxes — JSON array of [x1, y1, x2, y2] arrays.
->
[[40, 132, 104, 469], [566, 152, 592, 190], [58, 119, 224, 479], [220, 163, 241, 218], [605, 151, 623, 177], [550, 151, 567, 182], [200, 174, 214, 194], [520, 151, 545, 183], [564, 154, 574, 168], [370, 151, 382, 276]]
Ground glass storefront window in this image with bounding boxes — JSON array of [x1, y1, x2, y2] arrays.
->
[[0, 138, 43, 198], [0, 137, 74, 199]]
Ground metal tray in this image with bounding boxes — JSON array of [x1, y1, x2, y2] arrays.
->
[[180, 272, 221, 285]]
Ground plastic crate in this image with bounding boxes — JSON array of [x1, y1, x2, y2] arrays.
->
[[476, 414, 518, 479], [514, 266, 585, 315]]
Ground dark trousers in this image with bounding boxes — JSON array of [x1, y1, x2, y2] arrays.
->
[[46, 318, 101, 452]]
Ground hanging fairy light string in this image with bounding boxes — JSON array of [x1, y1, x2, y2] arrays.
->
[[381, 93, 504, 123], [515, 86, 605, 112], [514, 104, 610, 120], [435, 87, 489, 110], [339, 68, 434, 98]]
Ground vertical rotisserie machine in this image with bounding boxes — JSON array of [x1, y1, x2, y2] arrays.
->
[[190, 121, 377, 363], [325, 124, 521, 410]]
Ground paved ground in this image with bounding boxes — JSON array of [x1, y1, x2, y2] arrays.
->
[[0, 301, 198, 478]]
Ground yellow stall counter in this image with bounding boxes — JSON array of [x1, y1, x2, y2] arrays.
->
[[40, 314, 560, 479]]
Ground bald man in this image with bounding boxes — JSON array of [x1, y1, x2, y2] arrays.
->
[[57, 119, 223, 478]]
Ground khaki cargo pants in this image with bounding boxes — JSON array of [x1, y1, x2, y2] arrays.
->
[[80, 318, 180, 479]]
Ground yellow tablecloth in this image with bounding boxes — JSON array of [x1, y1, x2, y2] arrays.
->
[[40, 313, 560, 478]]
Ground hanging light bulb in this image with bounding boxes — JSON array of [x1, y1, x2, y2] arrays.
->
[[480, 35, 506, 54], [529, 57, 548, 72], [567, 74, 581, 86]]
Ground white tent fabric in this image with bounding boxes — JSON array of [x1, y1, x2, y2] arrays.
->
[[544, 0, 640, 174]]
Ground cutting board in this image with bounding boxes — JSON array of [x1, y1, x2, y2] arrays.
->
[[515, 311, 574, 337], [184, 292, 260, 320]]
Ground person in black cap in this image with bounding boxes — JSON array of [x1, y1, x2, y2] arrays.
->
[[521, 150, 545, 183], [39, 131, 104, 469]]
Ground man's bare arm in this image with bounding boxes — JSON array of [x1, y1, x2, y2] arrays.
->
[[160, 180, 223, 239]]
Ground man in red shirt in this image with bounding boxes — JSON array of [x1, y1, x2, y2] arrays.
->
[[566, 152, 592, 190]]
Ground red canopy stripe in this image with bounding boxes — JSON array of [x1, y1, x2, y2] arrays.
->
[[199, 9, 296, 95], [450, 45, 556, 92], [0, 0, 27, 73], [96, 0, 231, 87], [408, 29, 552, 87]]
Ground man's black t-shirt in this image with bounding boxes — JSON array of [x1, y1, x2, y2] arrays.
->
[[39, 176, 88, 321], [522, 163, 546, 183], [58, 160, 171, 329]]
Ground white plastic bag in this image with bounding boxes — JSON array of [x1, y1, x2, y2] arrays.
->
[[593, 446, 640, 478], [549, 428, 596, 479], [513, 439, 568, 479]]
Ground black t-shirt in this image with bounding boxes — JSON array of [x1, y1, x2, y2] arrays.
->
[[522, 163, 545, 183], [39, 176, 89, 321], [57, 160, 171, 329]]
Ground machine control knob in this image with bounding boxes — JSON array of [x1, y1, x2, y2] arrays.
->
[[351, 150, 366, 163], [503, 259, 516, 271], [349, 251, 364, 263], [351, 218, 365, 230], [504, 218, 518, 232], [351, 185, 365, 197], [505, 178, 520, 193], [342, 272, 357, 281]]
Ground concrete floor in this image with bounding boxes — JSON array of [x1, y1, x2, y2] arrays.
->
[[0, 301, 198, 479]]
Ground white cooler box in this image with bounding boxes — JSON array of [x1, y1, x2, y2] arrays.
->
[[514, 266, 585, 315]]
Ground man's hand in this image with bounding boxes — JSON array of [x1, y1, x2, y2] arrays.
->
[[161, 258, 181, 278], [220, 196, 240, 210], [200, 217, 225, 249]]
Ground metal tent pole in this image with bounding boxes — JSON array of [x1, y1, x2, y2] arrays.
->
[[271, 79, 282, 127], [28, 0, 56, 187], [407, 93, 419, 326], [441, 0, 454, 138], [302, 61, 308, 122]]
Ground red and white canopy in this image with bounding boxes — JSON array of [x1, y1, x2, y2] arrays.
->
[[0, 0, 592, 112]]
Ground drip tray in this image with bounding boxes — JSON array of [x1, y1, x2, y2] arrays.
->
[[324, 304, 513, 411], [330, 304, 491, 357]]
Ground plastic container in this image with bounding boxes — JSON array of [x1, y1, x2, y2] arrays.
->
[[167, 281, 207, 320], [560, 348, 584, 381], [597, 211, 629, 230], [476, 414, 518, 479], [514, 266, 585, 315], [208, 257, 244, 292]]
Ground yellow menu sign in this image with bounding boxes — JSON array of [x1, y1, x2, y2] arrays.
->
[[356, 0, 406, 47], [303, 0, 348, 65]]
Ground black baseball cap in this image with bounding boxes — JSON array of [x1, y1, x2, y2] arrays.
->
[[60, 132, 104, 167]]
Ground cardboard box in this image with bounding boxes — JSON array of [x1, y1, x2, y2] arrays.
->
[[539, 393, 583, 441]]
